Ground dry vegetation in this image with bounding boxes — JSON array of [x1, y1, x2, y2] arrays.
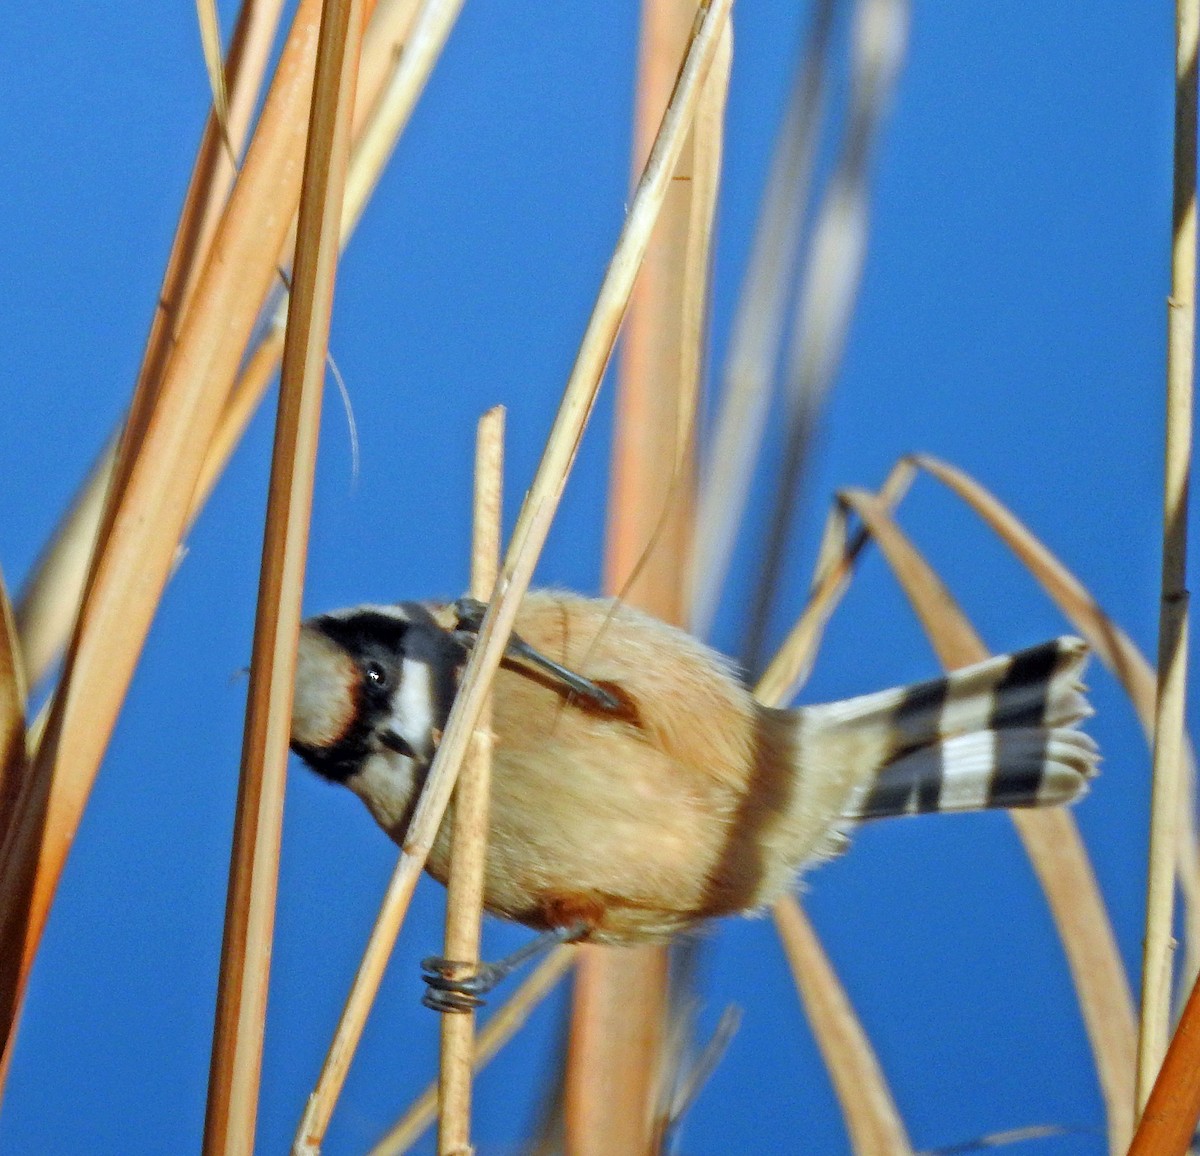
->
[[1, 1, 1198, 1153]]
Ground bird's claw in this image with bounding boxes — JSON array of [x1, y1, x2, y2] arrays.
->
[[421, 955, 499, 1014]]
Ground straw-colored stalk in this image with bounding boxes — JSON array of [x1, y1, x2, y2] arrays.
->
[[291, 5, 733, 1148], [202, 2, 365, 1152], [371, 946, 578, 1156], [1138, 0, 1199, 1114], [563, 5, 729, 1151], [436, 407, 504, 1155], [0, 0, 362, 1070]]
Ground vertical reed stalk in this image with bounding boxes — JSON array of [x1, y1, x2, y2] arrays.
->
[[1138, 0, 1198, 1114], [565, 4, 729, 1150], [202, 1, 364, 1151], [436, 407, 504, 1155], [292, 6, 731, 1146]]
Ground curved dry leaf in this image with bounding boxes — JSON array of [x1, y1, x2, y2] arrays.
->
[[756, 458, 915, 707], [773, 896, 913, 1156], [837, 485, 1136, 1155], [913, 453, 1200, 998]]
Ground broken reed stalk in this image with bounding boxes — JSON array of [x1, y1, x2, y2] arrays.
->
[[0, 0, 359, 1071], [437, 407, 504, 1156], [202, 2, 365, 1152], [291, 4, 733, 1146], [13, 0, 435, 697], [1138, 0, 1199, 1114], [565, 5, 730, 1151], [372, 946, 578, 1156]]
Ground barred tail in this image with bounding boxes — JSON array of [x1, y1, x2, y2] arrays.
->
[[800, 638, 1098, 824]]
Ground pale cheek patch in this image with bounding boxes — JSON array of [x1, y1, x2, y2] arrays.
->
[[292, 627, 360, 748], [388, 656, 436, 763]]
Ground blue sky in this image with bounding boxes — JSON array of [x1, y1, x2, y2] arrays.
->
[[0, 3, 1181, 1153]]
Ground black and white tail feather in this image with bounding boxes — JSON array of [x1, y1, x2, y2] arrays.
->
[[803, 637, 1098, 825]]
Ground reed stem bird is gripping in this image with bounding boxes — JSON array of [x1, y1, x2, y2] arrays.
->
[[290, 591, 1097, 998]]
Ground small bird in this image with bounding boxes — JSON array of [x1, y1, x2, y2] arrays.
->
[[290, 590, 1097, 953]]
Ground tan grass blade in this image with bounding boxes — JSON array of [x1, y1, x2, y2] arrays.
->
[[564, 7, 731, 1152], [196, 0, 232, 136], [691, 0, 837, 636], [437, 406, 504, 1154], [370, 946, 578, 1156], [773, 896, 913, 1156], [202, 1, 365, 1151], [14, 0, 284, 691], [755, 459, 916, 708], [1137, 0, 1198, 1114], [0, 569, 27, 861], [911, 453, 1200, 994], [836, 485, 1136, 1155], [0, 0, 354, 1068], [291, 5, 734, 1149]]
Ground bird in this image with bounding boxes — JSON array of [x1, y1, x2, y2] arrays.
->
[[289, 589, 1098, 961]]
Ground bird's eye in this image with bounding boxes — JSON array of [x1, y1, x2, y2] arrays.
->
[[364, 661, 388, 689]]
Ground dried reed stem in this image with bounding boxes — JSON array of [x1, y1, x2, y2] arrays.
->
[[0, 0, 347, 1068], [203, 2, 365, 1152], [437, 407, 504, 1155], [773, 897, 912, 1156], [755, 460, 916, 707], [292, 6, 731, 1146], [13, 0, 424, 696], [371, 946, 578, 1156], [1138, 0, 1199, 1114], [748, 475, 915, 1156], [565, 4, 729, 1150]]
